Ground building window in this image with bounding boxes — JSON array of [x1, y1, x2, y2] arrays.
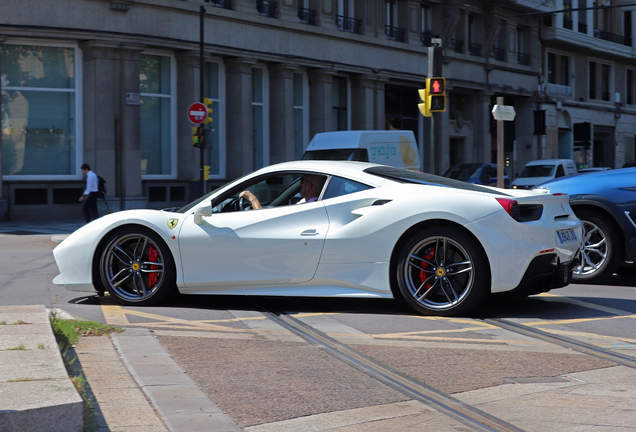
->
[[204, 61, 225, 179], [602, 63, 610, 101], [332, 76, 348, 131], [337, 0, 361, 33], [252, 67, 269, 170], [1, 43, 80, 178], [589, 61, 597, 99], [293, 72, 308, 159], [560, 55, 570, 86], [627, 69, 635, 105], [140, 53, 175, 177], [420, 4, 438, 46], [563, 0, 573, 29]]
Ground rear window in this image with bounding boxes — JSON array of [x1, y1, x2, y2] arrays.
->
[[365, 166, 510, 196], [303, 149, 369, 162]]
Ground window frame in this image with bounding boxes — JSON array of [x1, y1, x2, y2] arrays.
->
[[139, 50, 177, 180], [1, 40, 83, 181], [293, 70, 309, 159], [251, 64, 270, 170]]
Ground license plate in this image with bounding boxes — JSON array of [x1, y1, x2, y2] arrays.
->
[[557, 229, 578, 244]]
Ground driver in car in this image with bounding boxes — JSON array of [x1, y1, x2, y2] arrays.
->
[[239, 174, 326, 210]]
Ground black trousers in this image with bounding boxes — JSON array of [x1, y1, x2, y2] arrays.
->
[[82, 192, 99, 223]]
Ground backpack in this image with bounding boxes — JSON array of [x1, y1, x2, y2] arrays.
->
[[97, 176, 107, 199]]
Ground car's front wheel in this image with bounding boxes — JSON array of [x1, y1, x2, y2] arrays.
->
[[98, 226, 176, 306], [396, 227, 489, 316], [573, 210, 620, 284]]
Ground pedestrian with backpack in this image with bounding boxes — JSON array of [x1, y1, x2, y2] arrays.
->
[[79, 163, 99, 223]]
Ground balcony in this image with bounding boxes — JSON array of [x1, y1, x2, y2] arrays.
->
[[517, 52, 530, 66], [451, 38, 464, 54], [209, 0, 231, 9], [336, 15, 362, 34], [563, 18, 573, 30], [594, 29, 630, 46], [385, 25, 405, 42], [546, 83, 573, 97], [492, 47, 506, 61], [420, 30, 439, 47], [297, 7, 317, 25], [469, 43, 482, 57], [578, 22, 587, 33], [256, 0, 277, 18]]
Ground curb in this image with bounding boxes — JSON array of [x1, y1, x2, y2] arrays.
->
[[0, 305, 83, 432]]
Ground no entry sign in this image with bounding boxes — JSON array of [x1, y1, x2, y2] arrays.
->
[[188, 102, 208, 124]]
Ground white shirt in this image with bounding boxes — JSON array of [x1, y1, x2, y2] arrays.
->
[[84, 170, 99, 195]]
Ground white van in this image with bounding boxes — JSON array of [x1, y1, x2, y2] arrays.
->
[[511, 159, 578, 189], [302, 130, 421, 172]]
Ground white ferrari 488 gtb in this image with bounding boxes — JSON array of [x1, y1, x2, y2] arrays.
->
[[53, 161, 583, 316]]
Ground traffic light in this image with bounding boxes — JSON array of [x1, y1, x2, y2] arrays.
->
[[202, 98, 213, 125], [192, 126, 204, 148], [417, 88, 431, 117], [203, 165, 211, 181], [426, 77, 446, 113]]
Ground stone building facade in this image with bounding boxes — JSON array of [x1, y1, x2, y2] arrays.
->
[[1, 0, 634, 220]]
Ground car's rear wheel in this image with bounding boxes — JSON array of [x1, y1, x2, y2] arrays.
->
[[98, 226, 176, 306], [396, 227, 489, 316], [572, 210, 620, 283]]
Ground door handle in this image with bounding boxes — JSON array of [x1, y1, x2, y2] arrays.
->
[[301, 229, 318, 236]]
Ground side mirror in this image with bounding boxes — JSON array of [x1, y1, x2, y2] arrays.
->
[[193, 205, 212, 225]]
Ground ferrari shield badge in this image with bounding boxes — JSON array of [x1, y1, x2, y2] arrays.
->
[[168, 219, 178, 230]]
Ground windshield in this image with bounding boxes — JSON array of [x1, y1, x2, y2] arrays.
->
[[518, 164, 555, 178], [365, 166, 510, 196], [443, 165, 481, 181]]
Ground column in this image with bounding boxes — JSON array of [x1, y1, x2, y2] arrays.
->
[[225, 57, 257, 179], [80, 41, 146, 211], [308, 68, 336, 137], [269, 63, 298, 164], [351, 74, 377, 130]]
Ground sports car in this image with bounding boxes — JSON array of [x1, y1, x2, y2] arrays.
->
[[53, 161, 583, 316]]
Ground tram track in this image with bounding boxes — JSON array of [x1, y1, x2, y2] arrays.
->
[[482, 317, 636, 370], [260, 307, 525, 432], [255, 300, 636, 432]]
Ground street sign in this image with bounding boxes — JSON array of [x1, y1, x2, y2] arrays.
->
[[491, 104, 516, 121], [188, 102, 208, 124]]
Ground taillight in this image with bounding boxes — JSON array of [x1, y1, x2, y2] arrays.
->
[[496, 198, 519, 221]]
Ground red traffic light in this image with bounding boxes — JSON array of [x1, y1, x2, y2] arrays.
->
[[427, 77, 445, 95]]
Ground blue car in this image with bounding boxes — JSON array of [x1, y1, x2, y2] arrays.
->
[[533, 167, 636, 283], [442, 163, 510, 188]]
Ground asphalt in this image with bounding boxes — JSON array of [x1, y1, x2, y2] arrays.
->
[[2, 219, 636, 431]]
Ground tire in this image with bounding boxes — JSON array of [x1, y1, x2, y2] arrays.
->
[[396, 226, 489, 316], [615, 262, 636, 278], [572, 210, 621, 284], [97, 226, 176, 306]]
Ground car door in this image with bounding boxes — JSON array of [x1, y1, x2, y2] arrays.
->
[[178, 177, 330, 290]]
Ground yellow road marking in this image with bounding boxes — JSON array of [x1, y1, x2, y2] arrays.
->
[[101, 304, 130, 326]]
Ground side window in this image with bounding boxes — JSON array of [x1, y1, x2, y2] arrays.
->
[[555, 164, 565, 178], [322, 176, 372, 200]]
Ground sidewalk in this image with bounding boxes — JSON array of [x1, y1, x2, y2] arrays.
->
[[0, 305, 241, 432]]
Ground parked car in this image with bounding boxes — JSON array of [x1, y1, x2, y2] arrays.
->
[[442, 163, 510, 188], [53, 161, 582, 317], [511, 159, 577, 189], [533, 167, 636, 283]]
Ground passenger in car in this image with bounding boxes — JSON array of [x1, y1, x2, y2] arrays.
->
[[239, 174, 326, 209]]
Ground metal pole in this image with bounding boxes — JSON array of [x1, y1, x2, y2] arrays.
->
[[496, 96, 504, 188], [200, 5, 205, 193]]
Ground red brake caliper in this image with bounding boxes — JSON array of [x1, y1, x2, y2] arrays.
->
[[419, 247, 436, 291], [148, 246, 159, 288]]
